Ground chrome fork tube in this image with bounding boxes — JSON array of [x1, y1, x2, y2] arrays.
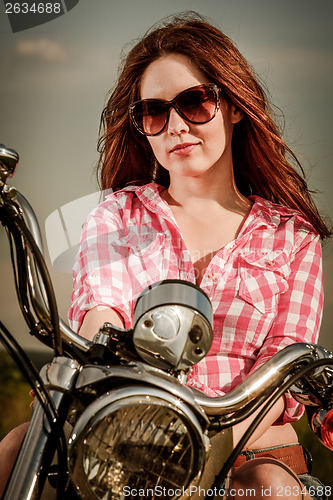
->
[[3, 357, 80, 500]]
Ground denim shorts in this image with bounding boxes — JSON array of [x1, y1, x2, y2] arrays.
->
[[298, 473, 330, 500], [224, 444, 330, 500], [220, 473, 329, 499]]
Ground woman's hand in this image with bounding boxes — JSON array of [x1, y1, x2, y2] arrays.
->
[[29, 389, 35, 410]]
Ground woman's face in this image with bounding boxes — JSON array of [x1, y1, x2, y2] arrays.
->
[[139, 53, 242, 182]]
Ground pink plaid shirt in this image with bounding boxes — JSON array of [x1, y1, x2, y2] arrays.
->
[[69, 183, 323, 424]]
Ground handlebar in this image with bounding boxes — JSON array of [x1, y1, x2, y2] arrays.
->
[[0, 151, 92, 353], [0, 144, 92, 354], [194, 342, 332, 415], [13, 189, 92, 352]]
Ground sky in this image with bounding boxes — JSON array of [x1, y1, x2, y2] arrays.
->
[[0, 0, 332, 352]]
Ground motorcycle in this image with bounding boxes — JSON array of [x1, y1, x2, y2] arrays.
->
[[0, 143, 333, 500]]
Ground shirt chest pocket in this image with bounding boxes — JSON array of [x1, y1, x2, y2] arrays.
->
[[128, 233, 167, 293], [238, 252, 290, 314]]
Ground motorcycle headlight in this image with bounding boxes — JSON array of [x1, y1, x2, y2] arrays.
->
[[68, 385, 208, 500]]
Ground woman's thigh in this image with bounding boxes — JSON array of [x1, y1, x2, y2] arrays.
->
[[231, 458, 312, 499]]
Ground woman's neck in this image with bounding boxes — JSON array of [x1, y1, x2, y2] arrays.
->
[[163, 168, 251, 216]]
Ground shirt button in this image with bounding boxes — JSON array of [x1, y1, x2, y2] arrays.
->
[[266, 260, 275, 266]]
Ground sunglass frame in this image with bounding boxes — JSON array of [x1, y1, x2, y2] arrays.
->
[[129, 83, 221, 136]]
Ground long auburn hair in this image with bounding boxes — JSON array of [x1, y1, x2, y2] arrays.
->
[[97, 12, 331, 240]]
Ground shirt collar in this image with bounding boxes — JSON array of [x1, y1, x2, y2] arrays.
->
[[132, 183, 176, 220], [129, 184, 301, 233]]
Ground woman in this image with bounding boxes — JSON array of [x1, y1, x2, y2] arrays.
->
[[0, 12, 330, 500], [68, 12, 331, 499]]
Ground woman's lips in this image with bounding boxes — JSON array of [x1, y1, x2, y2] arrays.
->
[[170, 143, 198, 156]]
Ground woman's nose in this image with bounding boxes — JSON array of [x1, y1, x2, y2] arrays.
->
[[167, 107, 190, 135]]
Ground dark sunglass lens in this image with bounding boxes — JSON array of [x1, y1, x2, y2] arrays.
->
[[178, 88, 217, 123], [134, 101, 167, 135]]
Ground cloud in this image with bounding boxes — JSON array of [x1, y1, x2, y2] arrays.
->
[[13, 38, 68, 63]]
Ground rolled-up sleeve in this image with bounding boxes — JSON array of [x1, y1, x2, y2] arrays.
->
[[68, 202, 133, 332]]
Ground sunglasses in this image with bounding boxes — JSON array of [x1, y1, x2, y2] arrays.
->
[[129, 84, 220, 136]]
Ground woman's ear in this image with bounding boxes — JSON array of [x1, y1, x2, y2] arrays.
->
[[231, 105, 243, 124]]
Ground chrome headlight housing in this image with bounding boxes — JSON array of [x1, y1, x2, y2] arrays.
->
[[68, 385, 209, 500]]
